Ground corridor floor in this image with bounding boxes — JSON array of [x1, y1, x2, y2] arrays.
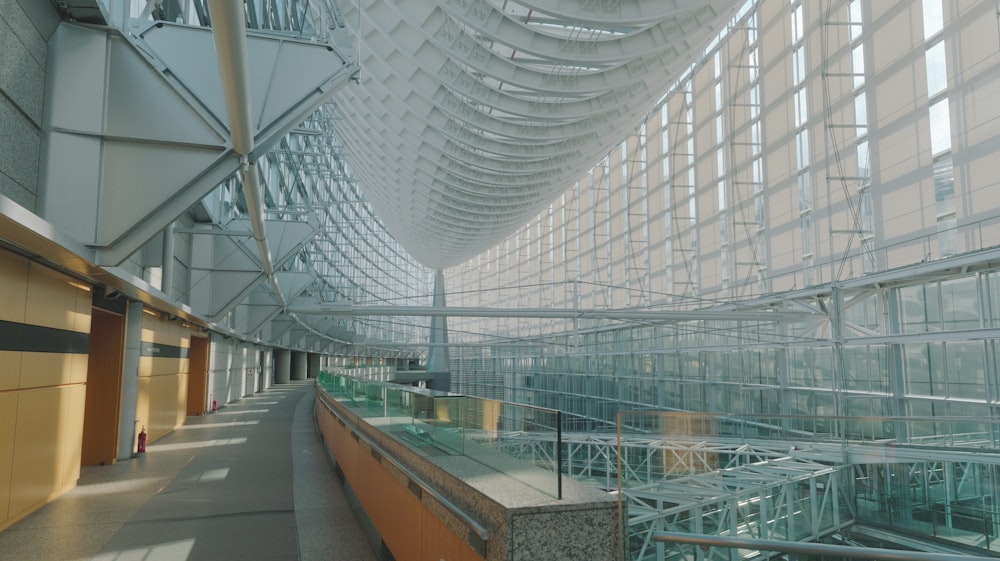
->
[[0, 381, 377, 561]]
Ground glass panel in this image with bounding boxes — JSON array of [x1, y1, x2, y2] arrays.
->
[[854, 92, 868, 135], [793, 46, 806, 85], [940, 275, 979, 330], [926, 40, 948, 97], [798, 172, 812, 211], [852, 45, 866, 88], [934, 156, 955, 216], [801, 213, 813, 256], [849, 0, 863, 41], [318, 372, 563, 498], [857, 140, 869, 177], [900, 283, 942, 333], [796, 130, 810, 169], [923, 0, 944, 40], [947, 342, 986, 399], [929, 98, 952, 155]]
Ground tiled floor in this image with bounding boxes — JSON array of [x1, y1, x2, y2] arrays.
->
[[0, 381, 377, 561]]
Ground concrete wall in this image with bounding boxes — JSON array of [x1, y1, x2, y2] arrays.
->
[[0, 247, 92, 530], [0, 1, 58, 211]]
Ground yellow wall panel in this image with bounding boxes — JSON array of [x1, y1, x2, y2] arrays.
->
[[176, 373, 189, 427], [0, 351, 22, 391], [148, 374, 184, 440], [0, 250, 28, 324], [316, 400, 486, 561], [24, 263, 81, 332], [138, 356, 153, 378], [380, 472, 422, 561], [9, 386, 84, 519], [19, 352, 87, 389], [54, 385, 85, 491], [0, 392, 17, 524], [421, 509, 483, 561], [134, 376, 151, 449], [72, 283, 93, 334]]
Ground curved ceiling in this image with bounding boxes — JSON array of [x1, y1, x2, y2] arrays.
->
[[333, 0, 742, 270]]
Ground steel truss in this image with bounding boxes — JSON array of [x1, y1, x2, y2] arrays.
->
[[495, 430, 852, 561]]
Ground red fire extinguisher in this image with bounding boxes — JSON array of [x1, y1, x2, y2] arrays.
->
[[212, 399, 218, 412], [137, 426, 147, 455]]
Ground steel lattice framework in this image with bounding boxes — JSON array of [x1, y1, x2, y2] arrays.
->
[[333, 0, 744, 269], [497, 430, 853, 561]]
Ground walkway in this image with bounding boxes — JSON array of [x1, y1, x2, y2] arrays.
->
[[0, 381, 376, 561]]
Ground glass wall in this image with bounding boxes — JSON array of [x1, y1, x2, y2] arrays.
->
[[441, 1, 1000, 556]]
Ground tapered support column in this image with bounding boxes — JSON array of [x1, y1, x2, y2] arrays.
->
[[274, 349, 291, 384], [426, 270, 451, 392]]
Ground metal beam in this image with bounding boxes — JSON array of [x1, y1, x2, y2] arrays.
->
[[286, 304, 817, 322], [654, 532, 1000, 561]]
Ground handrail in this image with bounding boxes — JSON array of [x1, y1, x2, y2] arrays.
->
[[314, 388, 490, 546]]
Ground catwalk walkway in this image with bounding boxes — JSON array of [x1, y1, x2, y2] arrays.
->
[[0, 381, 376, 561]]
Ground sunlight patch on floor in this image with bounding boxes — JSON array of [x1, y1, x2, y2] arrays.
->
[[92, 538, 195, 561], [146, 438, 248, 452]]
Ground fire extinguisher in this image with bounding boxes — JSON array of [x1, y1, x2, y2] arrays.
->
[[137, 426, 147, 455], [212, 399, 218, 412]]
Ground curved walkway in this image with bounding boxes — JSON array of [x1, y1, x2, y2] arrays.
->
[[0, 381, 376, 561]]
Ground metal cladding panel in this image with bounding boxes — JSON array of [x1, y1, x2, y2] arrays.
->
[[136, 23, 229, 129], [40, 21, 355, 267], [38, 132, 102, 244], [264, 219, 317, 267], [208, 270, 264, 319], [105, 36, 225, 147], [257, 41, 348, 130], [210, 228, 261, 272], [98, 141, 223, 245], [43, 25, 107, 135], [275, 272, 314, 302]]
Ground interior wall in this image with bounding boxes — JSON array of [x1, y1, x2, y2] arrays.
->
[[315, 396, 485, 561], [0, 248, 92, 531], [135, 311, 192, 443], [0, 2, 58, 211], [208, 336, 263, 407]]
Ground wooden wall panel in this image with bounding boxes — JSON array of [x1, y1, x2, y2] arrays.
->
[[0, 392, 16, 522], [316, 398, 486, 561], [148, 374, 184, 440], [54, 384, 86, 492], [136, 311, 195, 443], [8, 386, 84, 520], [19, 352, 87, 389], [377, 463, 422, 561], [0, 248, 91, 531], [422, 509, 483, 561], [0, 351, 21, 391], [0, 250, 28, 323], [24, 262, 86, 332]]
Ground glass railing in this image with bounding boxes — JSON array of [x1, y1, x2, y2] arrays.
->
[[318, 372, 563, 499]]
